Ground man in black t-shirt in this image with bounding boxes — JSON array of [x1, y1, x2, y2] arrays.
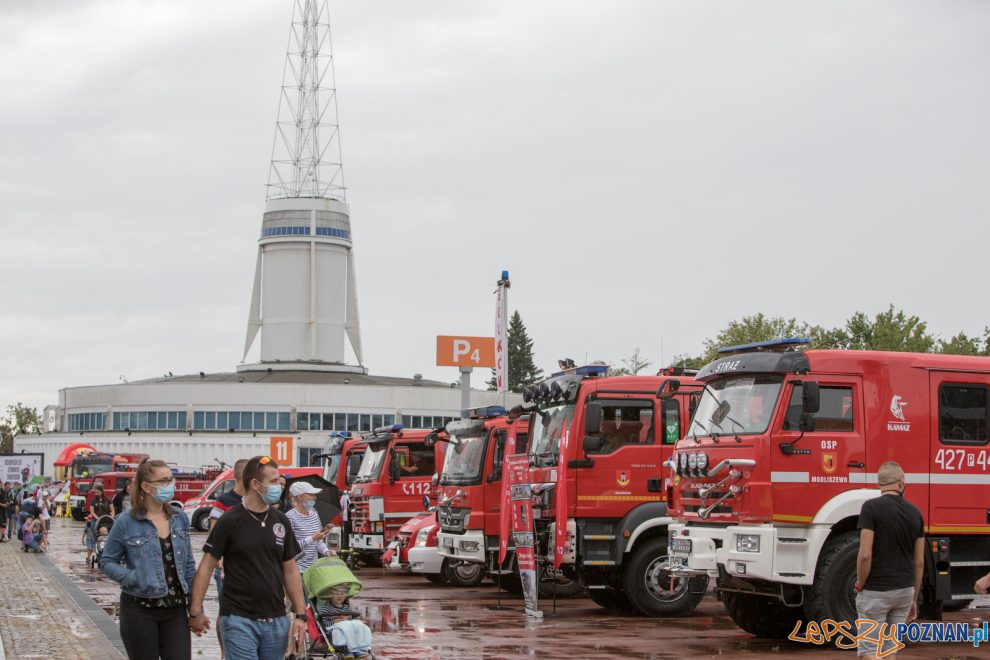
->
[[855, 461, 925, 657], [189, 456, 308, 659]]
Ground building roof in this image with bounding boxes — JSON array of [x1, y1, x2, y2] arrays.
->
[[126, 370, 458, 389]]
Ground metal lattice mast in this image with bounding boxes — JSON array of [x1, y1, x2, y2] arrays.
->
[[266, 0, 346, 201]]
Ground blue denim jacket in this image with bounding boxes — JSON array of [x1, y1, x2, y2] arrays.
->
[[100, 508, 197, 600]]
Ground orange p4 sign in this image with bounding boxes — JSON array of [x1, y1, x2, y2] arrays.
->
[[436, 336, 496, 368]]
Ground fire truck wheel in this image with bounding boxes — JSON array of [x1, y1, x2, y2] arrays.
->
[[588, 589, 636, 613], [194, 512, 211, 533], [623, 538, 705, 616], [537, 567, 585, 599], [722, 591, 803, 638], [805, 531, 858, 629], [443, 559, 485, 587]]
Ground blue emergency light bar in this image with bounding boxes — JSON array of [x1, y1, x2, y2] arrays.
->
[[372, 423, 405, 434], [718, 337, 811, 355], [549, 364, 609, 379], [462, 405, 506, 419]]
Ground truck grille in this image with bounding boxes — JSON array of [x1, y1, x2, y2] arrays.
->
[[681, 489, 733, 516], [437, 506, 470, 534]]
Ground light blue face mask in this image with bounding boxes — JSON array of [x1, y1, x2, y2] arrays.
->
[[262, 483, 283, 505], [152, 484, 174, 504], [303, 500, 316, 510]]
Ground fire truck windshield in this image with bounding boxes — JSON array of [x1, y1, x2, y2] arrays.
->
[[440, 433, 488, 484], [687, 375, 783, 439], [528, 404, 575, 466], [354, 447, 387, 483], [72, 460, 113, 479]]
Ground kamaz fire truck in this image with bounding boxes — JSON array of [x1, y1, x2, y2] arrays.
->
[[522, 365, 709, 615], [348, 424, 447, 560], [666, 338, 990, 637], [434, 407, 529, 588], [322, 433, 367, 490]]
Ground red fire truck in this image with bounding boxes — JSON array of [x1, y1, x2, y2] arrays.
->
[[432, 407, 529, 587], [68, 451, 148, 520], [321, 433, 367, 490], [92, 465, 222, 509], [521, 365, 709, 614], [348, 424, 447, 560], [666, 338, 990, 636]]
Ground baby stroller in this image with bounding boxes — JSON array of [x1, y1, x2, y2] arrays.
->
[[89, 515, 114, 568], [300, 557, 374, 659]]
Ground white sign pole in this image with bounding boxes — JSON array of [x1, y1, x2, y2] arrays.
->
[[495, 270, 510, 399]]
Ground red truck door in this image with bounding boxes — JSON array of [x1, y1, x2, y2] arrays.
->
[[383, 440, 439, 536], [576, 396, 663, 518], [771, 377, 865, 524], [928, 372, 990, 532]]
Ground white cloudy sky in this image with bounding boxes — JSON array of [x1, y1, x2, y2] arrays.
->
[[1, 0, 988, 411]]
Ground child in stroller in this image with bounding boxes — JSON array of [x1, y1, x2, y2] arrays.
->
[[89, 515, 114, 568], [302, 556, 373, 659]]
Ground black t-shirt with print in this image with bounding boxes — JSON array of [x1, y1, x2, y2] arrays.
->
[[203, 504, 300, 619], [858, 493, 925, 591]]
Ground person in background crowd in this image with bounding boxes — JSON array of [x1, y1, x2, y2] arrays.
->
[[86, 486, 112, 565], [285, 481, 333, 576], [273, 476, 288, 511], [101, 458, 198, 660], [38, 491, 52, 534], [210, 458, 248, 659], [189, 456, 308, 660], [4, 481, 17, 541], [855, 461, 925, 658], [17, 493, 39, 541], [0, 482, 10, 542], [112, 481, 133, 518], [21, 515, 44, 553], [339, 489, 351, 551]]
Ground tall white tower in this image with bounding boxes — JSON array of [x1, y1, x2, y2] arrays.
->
[[241, 0, 364, 374]]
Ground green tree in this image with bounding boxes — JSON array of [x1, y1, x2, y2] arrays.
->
[[937, 329, 990, 356], [0, 403, 41, 454], [487, 311, 544, 392], [699, 314, 822, 363], [837, 305, 936, 352], [621, 347, 653, 375]]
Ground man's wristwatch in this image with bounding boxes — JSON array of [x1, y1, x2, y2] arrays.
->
[[294, 612, 307, 621]]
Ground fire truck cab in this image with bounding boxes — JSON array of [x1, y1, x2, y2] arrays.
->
[[68, 451, 148, 520], [667, 339, 990, 637], [348, 425, 446, 558], [524, 365, 708, 615], [435, 407, 529, 586], [321, 433, 367, 490]]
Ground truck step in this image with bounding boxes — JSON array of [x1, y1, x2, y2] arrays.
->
[[583, 535, 616, 541], [583, 560, 617, 566]]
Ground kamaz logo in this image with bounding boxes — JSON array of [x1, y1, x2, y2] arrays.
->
[[890, 395, 908, 422]]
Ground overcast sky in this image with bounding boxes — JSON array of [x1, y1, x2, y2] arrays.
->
[[1, 0, 988, 412]]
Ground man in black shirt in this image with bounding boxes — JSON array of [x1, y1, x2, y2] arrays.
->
[[855, 461, 925, 657], [189, 456, 308, 659]]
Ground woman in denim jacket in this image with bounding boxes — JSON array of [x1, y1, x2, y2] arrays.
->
[[101, 458, 199, 660]]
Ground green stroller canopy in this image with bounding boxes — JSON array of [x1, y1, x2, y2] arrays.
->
[[304, 556, 363, 599]]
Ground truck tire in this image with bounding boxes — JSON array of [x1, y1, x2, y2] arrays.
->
[[588, 589, 636, 613], [623, 538, 706, 616], [537, 566, 586, 599], [804, 531, 858, 630], [194, 511, 211, 533], [443, 559, 485, 587], [722, 591, 804, 638]]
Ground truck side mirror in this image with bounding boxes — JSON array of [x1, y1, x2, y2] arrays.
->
[[583, 435, 603, 453], [656, 378, 680, 400], [799, 413, 817, 433], [389, 454, 401, 484], [802, 381, 820, 415], [585, 402, 603, 436]]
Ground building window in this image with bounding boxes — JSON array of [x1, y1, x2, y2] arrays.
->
[[69, 412, 105, 432]]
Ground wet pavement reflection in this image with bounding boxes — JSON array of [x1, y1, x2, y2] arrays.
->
[[46, 519, 989, 659]]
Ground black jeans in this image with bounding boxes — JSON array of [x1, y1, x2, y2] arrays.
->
[[119, 593, 191, 660]]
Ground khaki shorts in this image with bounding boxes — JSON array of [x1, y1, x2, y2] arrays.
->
[[856, 586, 913, 657]]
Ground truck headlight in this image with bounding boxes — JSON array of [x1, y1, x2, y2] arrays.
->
[[678, 452, 689, 475], [687, 452, 698, 473], [736, 534, 761, 553], [459, 540, 479, 552], [696, 451, 708, 474], [415, 525, 435, 547]]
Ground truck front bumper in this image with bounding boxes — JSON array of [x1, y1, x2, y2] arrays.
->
[[437, 530, 485, 563], [408, 546, 444, 576], [668, 522, 824, 586]]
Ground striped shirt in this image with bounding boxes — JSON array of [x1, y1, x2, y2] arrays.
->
[[285, 508, 329, 573]]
